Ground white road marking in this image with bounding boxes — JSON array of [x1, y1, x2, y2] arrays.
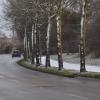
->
[[69, 94, 89, 100]]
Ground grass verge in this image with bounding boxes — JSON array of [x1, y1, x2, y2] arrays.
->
[[17, 59, 100, 79]]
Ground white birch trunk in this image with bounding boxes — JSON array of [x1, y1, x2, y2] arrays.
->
[[81, 0, 86, 41], [45, 17, 52, 67], [24, 33, 26, 60], [25, 34, 28, 60], [24, 25, 28, 60], [35, 22, 40, 66], [31, 24, 35, 64], [56, 15, 63, 70], [32, 25, 34, 49], [27, 38, 31, 60], [80, 0, 87, 72], [47, 17, 51, 51]]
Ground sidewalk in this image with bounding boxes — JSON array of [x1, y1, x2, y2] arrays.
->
[[41, 57, 100, 72]]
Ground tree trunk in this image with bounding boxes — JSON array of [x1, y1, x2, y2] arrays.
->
[[24, 25, 28, 61], [26, 33, 30, 61], [56, 15, 63, 70], [28, 32, 33, 62], [39, 33, 42, 64], [27, 37, 31, 60], [24, 31, 26, 60], [35, 23, 40, 66], [31, 24, 35, 64], [45, 17, 52, 68], [80, 0, 88, 72]]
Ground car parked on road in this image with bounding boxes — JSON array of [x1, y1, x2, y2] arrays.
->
[[12, 50, 21, 57]]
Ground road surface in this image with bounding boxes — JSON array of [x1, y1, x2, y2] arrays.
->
[[0, 54, 100, 100]]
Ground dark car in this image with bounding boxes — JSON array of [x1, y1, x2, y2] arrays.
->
[[12, 50, 21, 57]]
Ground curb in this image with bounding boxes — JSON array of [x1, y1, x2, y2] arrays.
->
[[17, 59, 100, 79]]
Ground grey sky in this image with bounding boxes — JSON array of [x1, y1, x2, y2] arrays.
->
[[0, 0, 12, 37]]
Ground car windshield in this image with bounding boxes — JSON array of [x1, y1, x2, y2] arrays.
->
[[13, 50, 20, 53]]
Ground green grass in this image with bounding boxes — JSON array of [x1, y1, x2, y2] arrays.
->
[[17, 59, 100, 79]]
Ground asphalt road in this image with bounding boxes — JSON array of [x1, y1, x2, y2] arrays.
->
[[0, 55, 100, 100]]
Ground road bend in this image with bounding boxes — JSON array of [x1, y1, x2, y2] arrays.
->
[[0, 54, 100, 100]]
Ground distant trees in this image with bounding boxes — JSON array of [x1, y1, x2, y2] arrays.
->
[[0, 33, 19, 53]]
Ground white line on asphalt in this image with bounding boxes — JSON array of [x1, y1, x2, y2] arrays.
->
[[69, 94, 89, 100]]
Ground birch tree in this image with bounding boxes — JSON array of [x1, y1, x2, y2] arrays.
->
[[80, 0, 90, 72], [24, 23, 28, 60], [55, 0, 76, 70], [45, 0, 56, 68], [31, 24, 35, 64], [45, 17, 51, 67]]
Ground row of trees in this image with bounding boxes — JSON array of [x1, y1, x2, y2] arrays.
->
[[5, 0, 91, 72]]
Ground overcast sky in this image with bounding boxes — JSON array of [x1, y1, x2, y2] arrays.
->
[[0, 0, 12, 37]]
